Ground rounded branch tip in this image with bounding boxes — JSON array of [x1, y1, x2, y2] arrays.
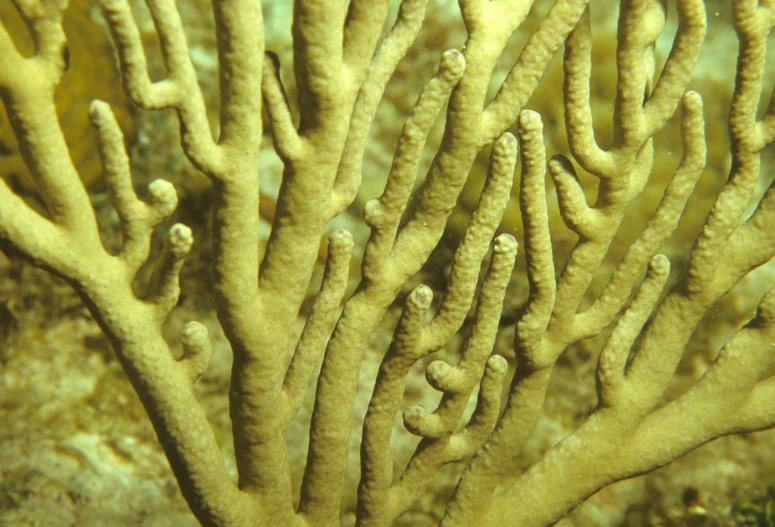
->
[[409, 284, 434, 309], [403, 404, 431, 435], [426, 359, 466, 393], [147, 179, 178, 212], [264, 50, 281, 73], [440, 48, 466, 79], [180, 321, 209, 347], [492, 233, 518, 255], [168, 223, 194, 256], [492, 131, 518, 157], [148, 178, 176, 200], [399, 0, 431, 18], [648, 253, 670, 277], [179, 321, 212, 379], [363, 198, 381, 227], [754, 286, 775, 327], [682, 90, 703, 113], [328, 228, 354, 252], [548, 154, 578, 181], [88, 99, 111, 121], [519, 110, 544, 132], [426, 359, 453, 386], [485, 354, 508, 375], [88, 100, 122, 142]]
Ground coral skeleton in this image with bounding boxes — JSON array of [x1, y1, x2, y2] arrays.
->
[[1, 0, 774, 525]]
